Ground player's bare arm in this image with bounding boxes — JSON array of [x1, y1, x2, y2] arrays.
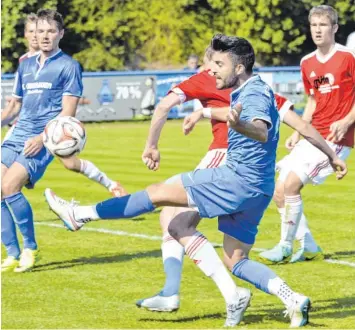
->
[[1, 98, 22, 127], [60, 95, 80, 117], [327, 100, 355, 143], [183, 106, 230, 135], [143, 92, 181, 171], [227, 103, 268, 143], [283, 110, 347, 179], [286, 95, 316, 150]]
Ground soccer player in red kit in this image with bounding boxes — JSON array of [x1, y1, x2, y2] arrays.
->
[[136, 47, 346, 312], [260, 5, 354, 264]]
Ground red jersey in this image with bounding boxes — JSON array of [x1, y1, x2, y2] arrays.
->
[[19, 51, 40, 63], [301, 44, 355, 147], [275, 93, 293, 122], [170, 71, 293, 150], [171, 70, 231, 150]]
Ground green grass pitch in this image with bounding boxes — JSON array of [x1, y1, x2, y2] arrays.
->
[[2, 120, 355, 329]]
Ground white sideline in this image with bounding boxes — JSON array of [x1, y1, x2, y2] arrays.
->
[[35, 222, 355, 268]]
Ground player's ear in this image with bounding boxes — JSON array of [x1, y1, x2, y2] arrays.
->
[[235, 63, 245, 75], [59, 29, 65, 39], [332, 24, 338, 34]]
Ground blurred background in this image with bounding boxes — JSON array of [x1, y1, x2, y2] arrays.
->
[[1, 0, 355, 120]]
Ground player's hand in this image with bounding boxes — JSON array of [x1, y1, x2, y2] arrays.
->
[[329, 156, 347, 180], [285, 131, 300, 150], [23, 135, 43, 157], [183, 110, 203, 135], [142, 147, 160, 171], [227, 103, 242, 130], [326, 119, 349, 143]]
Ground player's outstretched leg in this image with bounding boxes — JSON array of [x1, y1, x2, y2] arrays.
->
[[59, 157, 128, 197], [45, 181, 252, 327], [223, 234, 310, 327], [136, 207, 189, 312]]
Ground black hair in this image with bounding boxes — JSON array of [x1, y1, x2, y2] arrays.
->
[[211, 33, 255, 73]]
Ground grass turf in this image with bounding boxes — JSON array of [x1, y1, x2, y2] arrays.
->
[[2, 120, 355, 329]]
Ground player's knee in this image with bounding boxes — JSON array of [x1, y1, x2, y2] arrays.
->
[[60, 157, 80, 172], [2, 179, 17, 197], [284, 173, 303, 195], [224, 254, 245, 271]]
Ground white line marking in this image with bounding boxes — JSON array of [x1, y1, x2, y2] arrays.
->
[[324, 259, 355, 268], [35, 222, 355, 268]]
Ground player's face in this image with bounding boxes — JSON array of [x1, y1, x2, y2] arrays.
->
[[25, 22, 39, 51], [36, 19, 64, 53], [310, 15, 338, 48], [211, 51, 243, 89]]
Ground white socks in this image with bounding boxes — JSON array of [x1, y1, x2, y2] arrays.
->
[[80, 160, 114, 189], [279, 207, 318, 251], [296, 214, 319, 251], [185, 232, 239, 304], [279, 195, 303, 248], [268, 277, 296, 308], [73, 205, 99, 221]]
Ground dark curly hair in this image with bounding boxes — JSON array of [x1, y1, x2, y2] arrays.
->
[[211, 34, 255, 73]]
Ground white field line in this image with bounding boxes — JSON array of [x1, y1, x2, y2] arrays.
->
[[35, 222, 355, 268]]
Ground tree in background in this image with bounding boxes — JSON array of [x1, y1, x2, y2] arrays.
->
[[1, 0, 354, 73]]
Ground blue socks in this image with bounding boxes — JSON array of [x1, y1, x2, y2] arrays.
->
[[161, 256, 183, 297], [96, 190, 155, 219], [232, 258, 277, 294], [5, 192, 37, 251], [1, 200, 20, 259]]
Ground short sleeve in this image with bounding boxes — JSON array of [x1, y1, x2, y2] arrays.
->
[[239, 87, 273, 129], [301, 63, 313, 95], [62, 61, 83, 97], [275, 93, 293, 122], [170, 72, 206, 102], [12, 64, 23, 98]]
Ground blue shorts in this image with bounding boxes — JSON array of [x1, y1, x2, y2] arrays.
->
[[181, 165, 272, 244], [1, 142, 54, 189]]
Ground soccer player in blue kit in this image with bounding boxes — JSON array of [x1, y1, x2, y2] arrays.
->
[[46, 34, 311, 327], [1, 9, 85, 273]]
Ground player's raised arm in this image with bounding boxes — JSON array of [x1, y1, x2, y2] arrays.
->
[[143, 92, 181, 171]]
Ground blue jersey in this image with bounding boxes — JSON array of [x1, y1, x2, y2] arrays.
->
[[226, 75, 280, 196], [7, 50, 83, 151]]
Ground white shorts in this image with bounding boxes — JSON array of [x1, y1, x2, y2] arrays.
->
[[195, 148, 227, 170], [277, 139, 351, 185], [164, 148, 227, 196]]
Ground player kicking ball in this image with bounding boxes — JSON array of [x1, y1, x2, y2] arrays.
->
[[45, 34, 321, 327]]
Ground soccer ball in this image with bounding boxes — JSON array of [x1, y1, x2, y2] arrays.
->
[[43, 116, 86, 157]]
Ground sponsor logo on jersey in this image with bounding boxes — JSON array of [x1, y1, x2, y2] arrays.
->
[[313, 73, 339, 94]]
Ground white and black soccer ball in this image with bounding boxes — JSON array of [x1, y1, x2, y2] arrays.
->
[[43, 116, 87, 157]]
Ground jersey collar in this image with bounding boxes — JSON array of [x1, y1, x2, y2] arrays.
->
[[36, 49, 63, 66], [315, 43, 339, 63], [230, 74, 260, 97]]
